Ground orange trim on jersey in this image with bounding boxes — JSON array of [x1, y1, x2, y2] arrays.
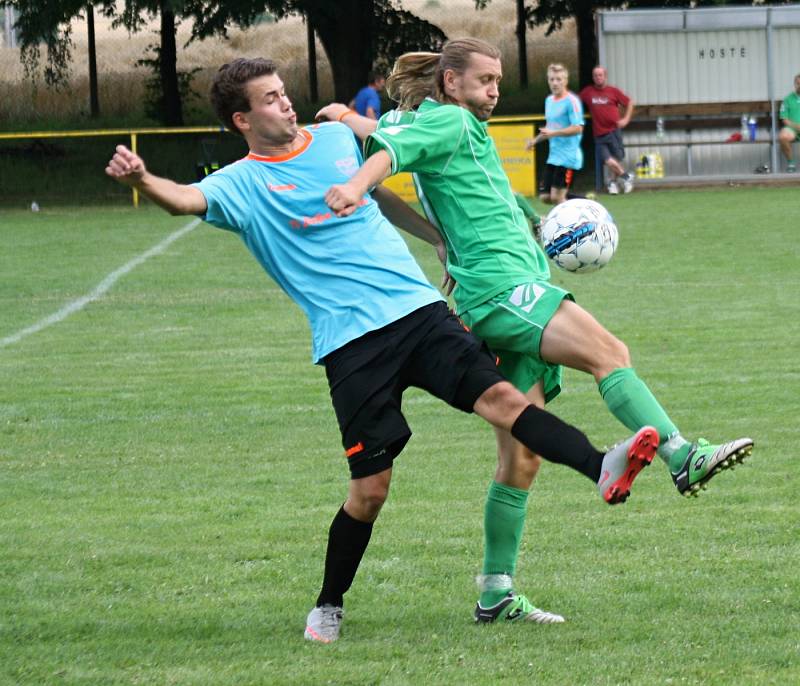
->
[[345, 442, 364, 458], [246, 129, 312, 163]]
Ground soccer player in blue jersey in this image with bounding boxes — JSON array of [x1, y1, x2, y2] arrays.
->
[[105, 57, 660, 642], [527, 63, 584, 205]]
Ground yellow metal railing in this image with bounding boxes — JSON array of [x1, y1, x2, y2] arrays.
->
[[0, 126, 226, 207], [0, 116, 545, 206]]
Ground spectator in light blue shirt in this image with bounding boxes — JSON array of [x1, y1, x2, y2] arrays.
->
[[526, 63, 585, 205]]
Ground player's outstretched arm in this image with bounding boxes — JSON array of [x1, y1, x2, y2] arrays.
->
[[315, 103, 378, 141], [105, 145, 207, 216], [371, 185, 442, 246], [325, 150, 392, 217], [370, 185, 455, 296]]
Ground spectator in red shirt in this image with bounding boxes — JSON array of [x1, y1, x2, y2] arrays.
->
[[579, 66, 635, 194]]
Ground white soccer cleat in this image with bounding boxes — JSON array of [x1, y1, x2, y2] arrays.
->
[[304, 604, 344, 643], [598, 426, 659, 504]]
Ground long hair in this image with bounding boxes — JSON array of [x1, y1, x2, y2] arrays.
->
[[387, 38, 501, 110]]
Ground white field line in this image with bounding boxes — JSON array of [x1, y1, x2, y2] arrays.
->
[[1, 218, 201, 349]]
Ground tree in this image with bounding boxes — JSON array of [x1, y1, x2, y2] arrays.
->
[[12, 0, 189, 124], [124, 0, 188, 125], [189, 0, 446, 103], [14, 0, 446, 124], [514, 0, 529, 89], [477, 0, 534, 89], [12, 1, 114, 117]]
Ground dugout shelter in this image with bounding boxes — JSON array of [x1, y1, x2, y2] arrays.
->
[[596, 4, 800, 182]]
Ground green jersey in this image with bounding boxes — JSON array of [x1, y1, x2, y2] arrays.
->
[[367, 99, 550, 313], [779, 91, 800, 125]]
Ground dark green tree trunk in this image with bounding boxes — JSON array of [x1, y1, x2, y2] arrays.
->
[[86, 3, 99, 117], [307, 0, 375, 103], [516, 0, 528, 89], [575, 3, 598, 89], [160, 3, 183, 125], [306, 12, 318, 102]]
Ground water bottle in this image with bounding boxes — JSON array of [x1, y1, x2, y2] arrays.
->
[[740, 114, 749, 139], [747, 116, 757, 141], [656, 117, 665, 139]]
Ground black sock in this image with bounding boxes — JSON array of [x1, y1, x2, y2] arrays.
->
[[510, 405, 603, 481], [566, 191, 585, 200], [315, 506, 374, 608]]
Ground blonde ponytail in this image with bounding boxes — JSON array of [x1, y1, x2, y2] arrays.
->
[[387, 38, 501, 111]]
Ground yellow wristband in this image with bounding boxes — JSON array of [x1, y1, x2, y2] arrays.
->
[[337, 109, 357, 122]]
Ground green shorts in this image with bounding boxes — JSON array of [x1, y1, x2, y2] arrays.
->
[[460, 282, 573, 401], [781, 126, 800, 142]]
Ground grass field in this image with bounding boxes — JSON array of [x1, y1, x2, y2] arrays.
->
[[1, 188, 799, 685]]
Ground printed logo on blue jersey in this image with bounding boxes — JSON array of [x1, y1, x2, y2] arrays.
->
[[335, 156, 359, 177]]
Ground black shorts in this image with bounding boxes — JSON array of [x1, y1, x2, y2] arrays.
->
[[323, 301, 504, 479], [539, 164, 575, 193], [595, 129, 625, 163]]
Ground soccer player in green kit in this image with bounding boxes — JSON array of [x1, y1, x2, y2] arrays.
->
[[320, 38, 753, 625]]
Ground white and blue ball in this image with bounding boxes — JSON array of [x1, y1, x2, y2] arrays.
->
[[540, 198, 618, 273]]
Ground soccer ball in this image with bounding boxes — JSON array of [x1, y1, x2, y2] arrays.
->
[[540, 198, 618, 273]]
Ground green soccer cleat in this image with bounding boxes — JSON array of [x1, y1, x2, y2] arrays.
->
[[670, 437, 754, 497], [474, 592, 565, 624]]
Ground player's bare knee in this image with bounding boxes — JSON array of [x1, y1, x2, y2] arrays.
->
[[517, 451, 542, 482], [347, 474, 390, 520], [475, 381, 529, 429], [484, 381, 528, 413], [348, 488, 387, 520], [496, 443, 541, 489], [610, 336, 631, 368], [590, 333, 631, 379]]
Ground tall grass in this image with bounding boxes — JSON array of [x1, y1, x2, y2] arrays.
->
[[0, 1, 576, 127]]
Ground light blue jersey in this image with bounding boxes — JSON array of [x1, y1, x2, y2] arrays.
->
[[193, 122, 442, 363], [545, 91, 584, 170]]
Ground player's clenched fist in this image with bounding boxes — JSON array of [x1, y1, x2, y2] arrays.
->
[[105, 145, 146, 185], [325, 183, 362, 217]]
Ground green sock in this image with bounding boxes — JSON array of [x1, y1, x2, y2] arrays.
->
[[480, 481, 528, 607], [598, 367, 684, 466]]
